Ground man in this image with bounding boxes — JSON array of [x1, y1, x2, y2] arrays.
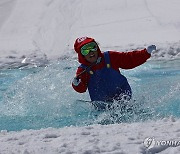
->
[[72, 37, 156, 110]]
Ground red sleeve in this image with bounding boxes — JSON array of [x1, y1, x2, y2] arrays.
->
[[72, 67, 90, 93], [109, 48, 151, 69]]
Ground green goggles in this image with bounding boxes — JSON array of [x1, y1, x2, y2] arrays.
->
[[81, 42, 98, 56]]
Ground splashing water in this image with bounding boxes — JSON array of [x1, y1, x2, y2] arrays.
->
[[0, 58, 179, 131]]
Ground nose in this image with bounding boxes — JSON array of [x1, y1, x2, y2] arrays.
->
[[88, 51, 94, 55]]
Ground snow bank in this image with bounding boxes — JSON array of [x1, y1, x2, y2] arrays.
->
[[0, 118, 180, 154], [0, 0, 180, 67]]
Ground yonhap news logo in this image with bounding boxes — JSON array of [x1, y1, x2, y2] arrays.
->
[[144, 137, 180, 149], [144, 137, 156, 149]]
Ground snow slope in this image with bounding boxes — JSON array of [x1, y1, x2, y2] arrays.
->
[[0, 0, 180, 61]]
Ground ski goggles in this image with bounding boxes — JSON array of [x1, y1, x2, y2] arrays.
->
[[81, 42, 98, 56]]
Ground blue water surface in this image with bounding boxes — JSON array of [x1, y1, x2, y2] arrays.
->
[[0, 59, 179, 131]]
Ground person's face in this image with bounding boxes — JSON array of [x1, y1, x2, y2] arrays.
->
[[81, 42, 98, 63], [84, 50, 98, 63]]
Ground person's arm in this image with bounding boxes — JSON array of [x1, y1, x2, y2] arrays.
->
[[72, 67, 89, 93], [109, 48, 151, 69]]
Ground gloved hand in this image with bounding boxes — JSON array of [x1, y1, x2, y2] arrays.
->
[[72, 77, 81, 86], [147, 45, 156, 54]]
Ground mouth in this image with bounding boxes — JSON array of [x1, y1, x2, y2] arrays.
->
[[89, 53, 95, 58]]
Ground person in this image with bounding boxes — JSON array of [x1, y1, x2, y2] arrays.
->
[[72, 36, 156, 110]]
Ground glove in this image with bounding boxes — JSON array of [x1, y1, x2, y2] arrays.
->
[[147, 45, 156, 54], [72, 77, 81, 86]]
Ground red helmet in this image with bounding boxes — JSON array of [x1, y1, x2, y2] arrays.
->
[[74, 37, 102, 65], [74, 37, 95, 53]]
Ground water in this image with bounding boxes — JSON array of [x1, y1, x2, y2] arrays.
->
[[0, 58, 179, 131]]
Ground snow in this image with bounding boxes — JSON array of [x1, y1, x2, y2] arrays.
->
[[0, 118, 180, 154], [0, 0, 180, 62], [0, 0, 180, 153]]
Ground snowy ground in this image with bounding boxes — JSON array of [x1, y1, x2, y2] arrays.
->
[[0, 117, 180, 154], [0, 0, 180, 153]]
